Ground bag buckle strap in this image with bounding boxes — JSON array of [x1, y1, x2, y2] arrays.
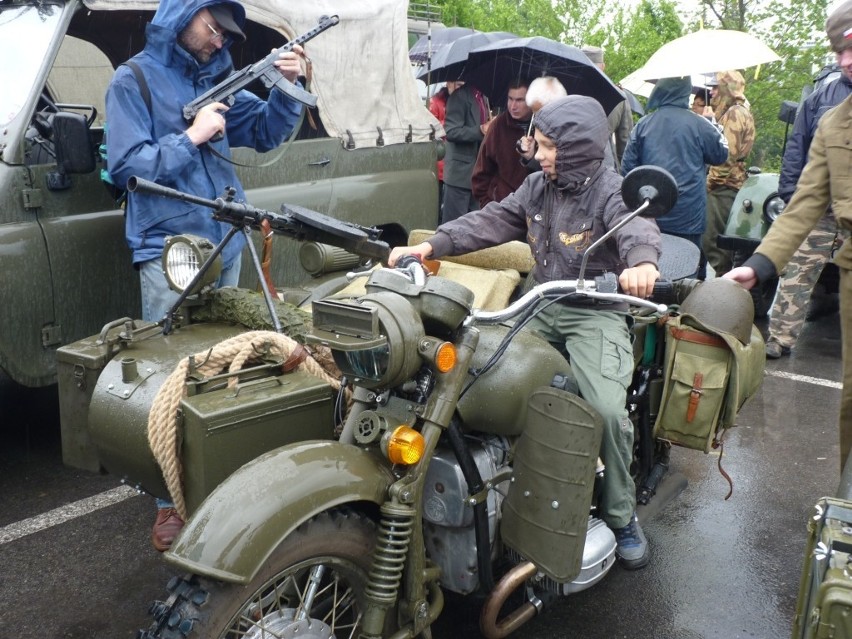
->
[[686, 372, 704, 422]]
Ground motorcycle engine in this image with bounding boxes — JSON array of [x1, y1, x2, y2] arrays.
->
[[422, 435, 509, 595]]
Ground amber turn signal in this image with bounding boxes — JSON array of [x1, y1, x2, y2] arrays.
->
[[434, 342, 456, 373], [385, 426, 425, 465]]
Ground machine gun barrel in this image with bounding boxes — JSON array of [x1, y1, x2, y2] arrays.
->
[[182, 14, 339, 121], [126, 176, 390, 261]]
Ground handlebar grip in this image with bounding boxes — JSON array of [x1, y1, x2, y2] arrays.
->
[[650, 279, 676, 306], [396, 254, 423, 269]]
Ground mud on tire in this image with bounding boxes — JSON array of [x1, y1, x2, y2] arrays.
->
[[138, 509, 380, 639]]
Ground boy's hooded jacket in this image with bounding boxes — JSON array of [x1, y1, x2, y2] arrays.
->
[[428, 95, 661, 297], [105, 0, 301, 269], [621, 76, 729, 236]]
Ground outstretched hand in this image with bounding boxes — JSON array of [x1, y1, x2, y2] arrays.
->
[[722, 266, 757, 290], [618, 263, 660, 299]]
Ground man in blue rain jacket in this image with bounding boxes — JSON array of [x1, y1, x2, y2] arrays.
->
[[621, 76, 729, 273], [105, 0, 304, 552]]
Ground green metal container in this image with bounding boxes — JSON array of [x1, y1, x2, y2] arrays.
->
[[58, 321, 336, 516]]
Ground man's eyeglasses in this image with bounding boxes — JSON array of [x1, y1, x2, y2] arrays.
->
[[202, 17, 225, 43]]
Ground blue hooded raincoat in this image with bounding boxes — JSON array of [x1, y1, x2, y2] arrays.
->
[[621, 77, 729, 235], [105, 0, 301, 269]]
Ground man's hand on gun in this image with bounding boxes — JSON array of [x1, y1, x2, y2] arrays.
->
[[187, 102, 229, 145], [273, 43, 304, 83]]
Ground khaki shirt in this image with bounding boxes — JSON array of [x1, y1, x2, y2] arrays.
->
[[756, 94, 852, 271]]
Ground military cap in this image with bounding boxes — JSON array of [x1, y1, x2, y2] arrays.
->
[[827, 0, 852, 52]]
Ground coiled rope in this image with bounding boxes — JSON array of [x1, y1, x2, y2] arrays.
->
[[147, 330, 342, 519]]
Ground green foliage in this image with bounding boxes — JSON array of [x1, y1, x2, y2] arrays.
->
[[420, 0, 834, 170]]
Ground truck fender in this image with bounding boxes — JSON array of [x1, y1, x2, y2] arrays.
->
[[165, 440, 395, 584]]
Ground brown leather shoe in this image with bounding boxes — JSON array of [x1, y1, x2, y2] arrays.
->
[[152, 507, 184, 552]]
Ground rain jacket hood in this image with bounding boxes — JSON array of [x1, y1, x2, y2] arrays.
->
[[147, 0, 244, 73], [710, 70, 746, 119], [535, 95, 607, 191], [646, 77, 692, 111]]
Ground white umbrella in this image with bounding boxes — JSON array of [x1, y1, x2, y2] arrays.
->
[[620, 72, 714, 98], [625, 29, 780, 82]]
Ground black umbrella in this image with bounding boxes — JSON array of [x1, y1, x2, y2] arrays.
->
[[415, 31, 518, 85], [461, 36, 625, 115], [409, 26, 479, 64]]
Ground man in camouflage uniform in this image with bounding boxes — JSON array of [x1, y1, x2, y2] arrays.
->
[[765, 35, 852, 359], [702, 70, 756, 276]]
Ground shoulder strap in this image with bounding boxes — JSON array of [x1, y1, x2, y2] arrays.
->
[[122, 60, 151, 115]]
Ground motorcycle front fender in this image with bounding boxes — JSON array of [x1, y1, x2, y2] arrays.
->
[[165, 440, 395, 584]]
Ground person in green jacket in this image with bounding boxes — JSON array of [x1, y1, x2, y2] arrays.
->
[[724, 0, 852, 466]]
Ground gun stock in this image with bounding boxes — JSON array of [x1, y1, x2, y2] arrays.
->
[[182, 14, 340, 122]]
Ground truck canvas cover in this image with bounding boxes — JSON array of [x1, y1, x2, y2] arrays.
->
[[83, 0, 443, 148]]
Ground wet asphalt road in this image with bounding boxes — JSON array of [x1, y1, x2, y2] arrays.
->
[[0, 311, 842, 639]]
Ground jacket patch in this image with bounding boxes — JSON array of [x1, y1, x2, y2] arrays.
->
[[559, 230, 592, 251]]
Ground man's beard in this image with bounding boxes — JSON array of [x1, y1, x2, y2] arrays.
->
[[178, 31, 213, 64]]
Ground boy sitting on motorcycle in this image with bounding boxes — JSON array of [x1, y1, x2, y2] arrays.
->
[[389, 94, 662, 569]]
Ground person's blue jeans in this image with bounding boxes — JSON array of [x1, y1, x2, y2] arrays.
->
[[142, 254, 241, 513], [139, 257, 241, 322]]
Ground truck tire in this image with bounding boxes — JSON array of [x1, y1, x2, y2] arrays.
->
[[139, 510, 389, 639]]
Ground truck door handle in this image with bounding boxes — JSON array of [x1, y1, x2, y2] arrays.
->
[[308, 157, 331, 167]]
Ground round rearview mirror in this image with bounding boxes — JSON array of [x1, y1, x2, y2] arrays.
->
[[622, 166, 678, 218]]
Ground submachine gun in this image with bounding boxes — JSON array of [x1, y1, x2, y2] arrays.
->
[[182, 14, 340, 123]]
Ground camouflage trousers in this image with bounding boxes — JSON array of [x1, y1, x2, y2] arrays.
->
[[768, 212, 848, 348]]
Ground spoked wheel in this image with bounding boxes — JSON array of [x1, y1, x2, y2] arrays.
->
[[141, 510, 388, 639]]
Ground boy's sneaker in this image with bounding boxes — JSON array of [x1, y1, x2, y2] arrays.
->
[[613, 513, 649, 570]]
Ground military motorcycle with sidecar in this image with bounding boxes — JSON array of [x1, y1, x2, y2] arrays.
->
[[57, 167, 765, 638]]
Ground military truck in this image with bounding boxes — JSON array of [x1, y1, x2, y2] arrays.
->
[[0, 0, 442, 390]]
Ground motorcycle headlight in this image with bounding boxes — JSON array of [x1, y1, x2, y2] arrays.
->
[[308, 293, 425, 390], [763, 194, 785, 225], [162, 234, 222, 294]]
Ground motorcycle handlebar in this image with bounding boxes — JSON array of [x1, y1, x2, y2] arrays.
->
[[470, 277, 688, 326]]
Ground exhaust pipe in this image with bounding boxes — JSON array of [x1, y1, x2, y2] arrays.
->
[[479, 561, 540, 639]]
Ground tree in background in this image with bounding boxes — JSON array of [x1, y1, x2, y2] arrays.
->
[[424, 0, 832, 171]]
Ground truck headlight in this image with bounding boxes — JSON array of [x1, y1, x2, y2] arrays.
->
[[162, 234, 222, 294], [307, 293, 425, 390], [763, 194, 785, 224]]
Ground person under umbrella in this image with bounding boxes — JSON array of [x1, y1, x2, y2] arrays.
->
[[621, 76, 729, 275], [471, 79, 535, 207], [581, 45, 634, 173]]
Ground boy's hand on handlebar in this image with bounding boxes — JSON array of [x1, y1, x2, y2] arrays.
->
[[388, 242, 433, 267], [722, 266, 757, 290], [619, 263, 660, 299]]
